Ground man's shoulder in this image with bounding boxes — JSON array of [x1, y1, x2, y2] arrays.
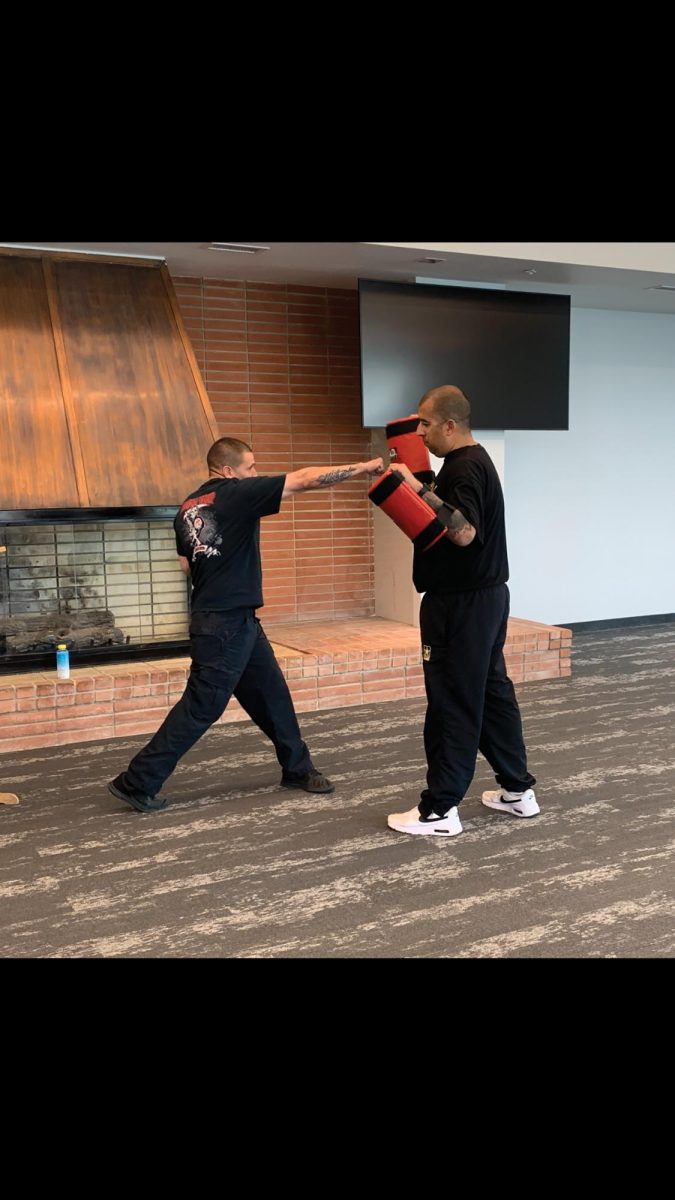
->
[[440, 449, 480, 476], [177, 480, 222, 512], [450, 445, 495, 476]]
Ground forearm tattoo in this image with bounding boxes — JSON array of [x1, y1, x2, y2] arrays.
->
[[316, 466, 356, 487], [420, 489, 445, 512], [421, 489, 472, 539], [438, 506, 472, 536]]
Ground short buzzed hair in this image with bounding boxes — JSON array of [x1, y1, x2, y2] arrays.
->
[[420, 385, 472, 430], [207, 436, 252, 474]]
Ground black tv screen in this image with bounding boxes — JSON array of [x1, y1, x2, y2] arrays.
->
[[358, 278, 570, 430]]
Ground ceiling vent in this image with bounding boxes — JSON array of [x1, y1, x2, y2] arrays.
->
[[207, 242, 271, 255]]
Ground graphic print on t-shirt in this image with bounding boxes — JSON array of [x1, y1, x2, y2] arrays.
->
[[179, 491, 222, 560]]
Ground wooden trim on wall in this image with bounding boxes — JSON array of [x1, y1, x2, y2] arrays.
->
[[159, 263, 220, 442], [42, 259, 91, 506], [0, 245, 163, 270]]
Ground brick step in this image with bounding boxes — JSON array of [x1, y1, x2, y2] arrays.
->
[[0, 616, 571, 754]]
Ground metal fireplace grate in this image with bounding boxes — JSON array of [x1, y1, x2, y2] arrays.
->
[[0, 511, 189, 667]]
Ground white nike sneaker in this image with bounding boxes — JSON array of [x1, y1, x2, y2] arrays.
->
[[387, 805, 462, 837], [481, 788, 540, 817]]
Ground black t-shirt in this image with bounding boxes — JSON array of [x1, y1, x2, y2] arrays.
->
[[412, 444, 509, 594], [174, 475, 285, 611]]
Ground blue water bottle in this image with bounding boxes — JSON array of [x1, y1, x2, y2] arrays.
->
[[56, 643, 70, 680]]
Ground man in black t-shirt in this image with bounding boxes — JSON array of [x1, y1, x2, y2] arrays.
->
[[386, 386, 539, 838], [108, 437, 384, 814]]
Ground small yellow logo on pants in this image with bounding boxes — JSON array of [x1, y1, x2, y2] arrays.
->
[[422, 645, 431, 662]]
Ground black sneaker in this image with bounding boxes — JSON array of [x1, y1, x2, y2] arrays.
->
[[108, 776, 168, 814], [280, 770, 335, 794]]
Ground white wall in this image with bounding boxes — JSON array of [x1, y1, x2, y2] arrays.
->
[[505, 307, 675, 624]]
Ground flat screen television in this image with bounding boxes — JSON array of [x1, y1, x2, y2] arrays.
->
[[358, 278, 570, 430]]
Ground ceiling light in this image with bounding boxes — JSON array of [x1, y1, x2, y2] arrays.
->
[[522, 268, 537, 276], [645, 284, 675, 291], [207, 242, 271, 255], [415, 257, 445, 264]]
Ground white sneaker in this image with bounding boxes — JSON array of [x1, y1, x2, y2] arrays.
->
[[481, 787, 540, 818], [387, 805, 462, 837]]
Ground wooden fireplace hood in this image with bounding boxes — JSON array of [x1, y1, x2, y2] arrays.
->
[[0, 249, 220, 510]]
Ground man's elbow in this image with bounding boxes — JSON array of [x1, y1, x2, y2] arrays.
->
[[445, 525, 476, 548], [456, 527, 477, 547]]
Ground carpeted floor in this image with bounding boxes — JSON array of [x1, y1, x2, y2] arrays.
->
[[0, 623, 673, 958]]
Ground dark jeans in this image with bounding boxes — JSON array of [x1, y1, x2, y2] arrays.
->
[[419, 584, 535, 817], [122, 608, 313, 799]]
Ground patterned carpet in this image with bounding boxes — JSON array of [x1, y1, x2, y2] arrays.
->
[[0, 623, 673, 958]]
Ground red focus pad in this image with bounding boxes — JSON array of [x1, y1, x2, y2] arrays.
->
[[386, 415, 434, 486], [368, 469, 446, 552]]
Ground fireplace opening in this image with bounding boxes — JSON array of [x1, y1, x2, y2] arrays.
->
[[0, 508, 190, 671]]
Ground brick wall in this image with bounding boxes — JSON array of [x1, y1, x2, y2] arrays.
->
[[173, 277, 375, 623]]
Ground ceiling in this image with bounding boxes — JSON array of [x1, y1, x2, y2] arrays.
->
[[4, 241, 675, 314]]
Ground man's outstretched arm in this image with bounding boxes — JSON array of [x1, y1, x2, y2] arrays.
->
[[282, 458, 384, 498]]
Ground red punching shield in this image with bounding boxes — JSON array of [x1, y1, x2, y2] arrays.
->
[[386, 416, 435, 486], [368, 469, 446, 552]]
